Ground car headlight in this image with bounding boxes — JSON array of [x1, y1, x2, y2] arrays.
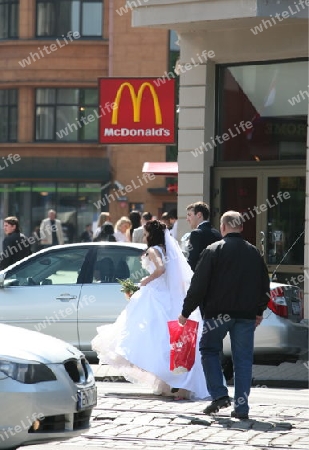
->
[[0, 358, 57, 384], [84, 359, 95, 384]]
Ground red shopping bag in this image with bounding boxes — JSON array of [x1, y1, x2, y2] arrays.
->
[[168, 320, 199, 374]]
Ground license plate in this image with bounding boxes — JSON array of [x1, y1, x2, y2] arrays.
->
[[291, 302, 300, 315], [77, 386, 97, 411]]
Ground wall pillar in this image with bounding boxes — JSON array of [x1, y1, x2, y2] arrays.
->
[[177, 33, 216, 239], [18, 88, 34, 142], [20, 0, 35, 39]]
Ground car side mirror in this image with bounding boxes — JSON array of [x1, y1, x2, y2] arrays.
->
[[0, 273, 5, 288]]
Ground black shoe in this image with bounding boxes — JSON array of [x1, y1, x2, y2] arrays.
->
[[203, 396, 231, 415], [231, 410, 249, 420]]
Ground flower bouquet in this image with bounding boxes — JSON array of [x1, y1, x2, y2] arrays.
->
[[117, 278, 140, 300]]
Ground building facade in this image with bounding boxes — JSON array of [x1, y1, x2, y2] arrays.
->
[[132, 0, 308, 318], [0, 0, 176, 245]]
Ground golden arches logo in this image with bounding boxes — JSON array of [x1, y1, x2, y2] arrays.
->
[[111, 82, 162, 125]]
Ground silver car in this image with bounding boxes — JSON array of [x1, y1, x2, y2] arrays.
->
[[0, 323, 96, 450], [0, 243, 147, 360], [0, 243, 306, 363]]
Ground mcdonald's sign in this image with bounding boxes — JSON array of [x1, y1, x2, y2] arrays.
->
[[98, 77, 176, 144]]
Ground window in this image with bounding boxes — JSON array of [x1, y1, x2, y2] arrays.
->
[[5, 247, 90, 286], [35, 88, 98, 141], [0, 0, 19, 39], [0, 89, 17, 142], [217, 60, 308, 162], [36, 0, 102, 38], [267, 177, 304, 266], [93, 247, 147, 284]]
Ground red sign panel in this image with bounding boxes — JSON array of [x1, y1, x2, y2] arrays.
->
[[98, 77, 176, 144]]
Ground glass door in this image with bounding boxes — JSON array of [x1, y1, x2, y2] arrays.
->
[[265, 176, 304, 272], [213, 166, 305, 285]]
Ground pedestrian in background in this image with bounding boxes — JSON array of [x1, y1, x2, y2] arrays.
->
[[93, 212, 113, 241], [0, 216, 31, 269], [114, 217, 132, 242], [129, 210, 141, 240], [178, 210, 270, 419], [80, 223, 93, 242], [160, 212, 172, 230], [168, 208, 178, 240], [40, 209, 64, 248], [96, 223, 116, 242], [132, 211, 152, 243], [186, 201, 221, 271]]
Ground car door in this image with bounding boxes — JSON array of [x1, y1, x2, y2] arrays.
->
[[77, 244, 147, 354], [0, 246, 91, 348]]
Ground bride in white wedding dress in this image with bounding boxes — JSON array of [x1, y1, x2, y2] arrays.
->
[[91, 220, 211, 400]]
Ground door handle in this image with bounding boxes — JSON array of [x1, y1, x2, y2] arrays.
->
[[56, 294, 77, 301]]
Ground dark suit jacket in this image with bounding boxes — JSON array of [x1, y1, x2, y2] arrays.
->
[[182, 233, 270, 320], [188, 221, 222, 271], [0, 232, 31, 270]]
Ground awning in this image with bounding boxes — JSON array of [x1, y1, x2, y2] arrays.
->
[[142, 162, 178, 176]]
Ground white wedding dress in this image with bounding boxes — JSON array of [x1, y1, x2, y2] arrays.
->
[[91, 244, 211, 400]]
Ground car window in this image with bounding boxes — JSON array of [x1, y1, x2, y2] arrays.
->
[[5, 247, 91, 286], [93, 246, 147, 284]]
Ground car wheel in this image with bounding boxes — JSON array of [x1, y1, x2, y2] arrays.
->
[[221, 355, 234, 381]]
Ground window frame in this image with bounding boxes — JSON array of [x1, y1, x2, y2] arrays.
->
[[0, 89, 18, 143], [35, 0, 103, 39], [35, 88, 98, 142], [0, 0, 19, 40]]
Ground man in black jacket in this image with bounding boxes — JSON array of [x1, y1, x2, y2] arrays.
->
[[186, 202, 221, 271], [0, 216, 31, 270], [179, 210, 270, 420]]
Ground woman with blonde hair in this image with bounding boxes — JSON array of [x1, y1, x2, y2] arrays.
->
[[114, 216, 132, 242]]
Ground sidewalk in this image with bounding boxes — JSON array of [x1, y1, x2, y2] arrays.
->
[[91, 360, 309, 388], [34, 383, 309, 450]]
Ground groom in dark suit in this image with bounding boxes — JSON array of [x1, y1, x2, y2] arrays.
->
[[186, 202, 222, 271]]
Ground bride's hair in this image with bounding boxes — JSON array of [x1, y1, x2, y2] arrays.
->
[[144, 220, 166, 249]]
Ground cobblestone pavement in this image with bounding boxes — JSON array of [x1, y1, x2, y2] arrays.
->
[[33, 383, 309, 450]]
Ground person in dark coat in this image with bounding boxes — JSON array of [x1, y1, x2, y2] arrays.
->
[[186, 201, 222, 271], [80, 223, 93, 242], [94, 223, 116, 242], [179, 211, 270, 420], [0, 216, 31, 270], [129, 210, 142, 240]]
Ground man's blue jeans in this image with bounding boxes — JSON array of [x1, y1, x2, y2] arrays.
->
[[199, 317, 255, 415]]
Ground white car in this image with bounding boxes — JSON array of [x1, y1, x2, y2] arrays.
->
[[0, 323, 96, 450]]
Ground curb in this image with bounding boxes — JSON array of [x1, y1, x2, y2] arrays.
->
[[251, 378, 308, 389], [93, 374, 308, 389]]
